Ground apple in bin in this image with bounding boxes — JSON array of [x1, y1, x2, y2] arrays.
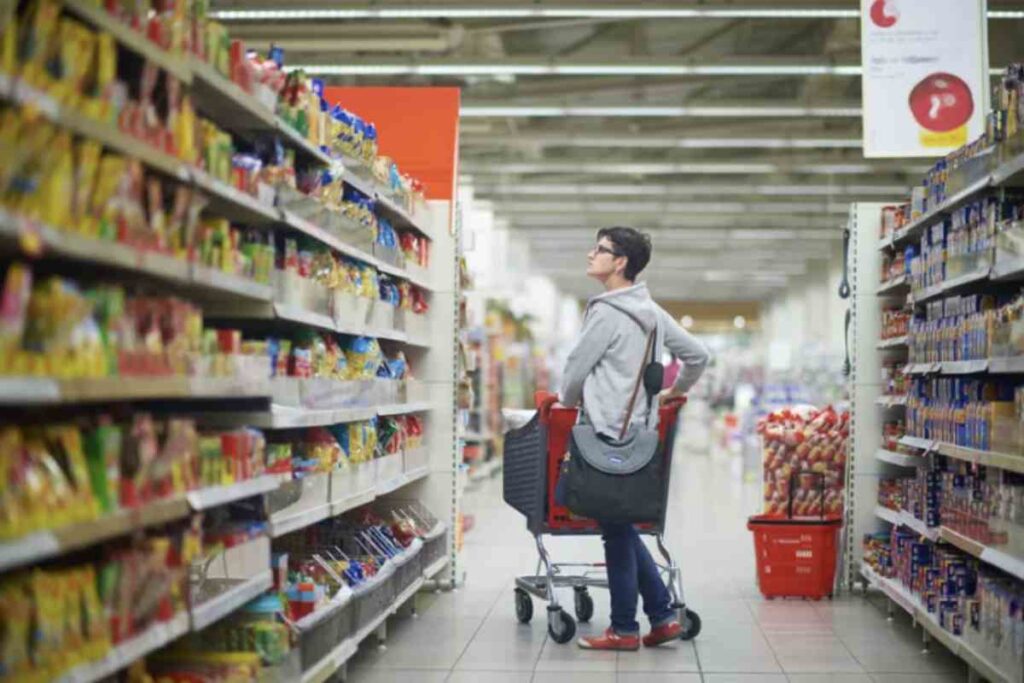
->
[[909, 73, 974, 132]]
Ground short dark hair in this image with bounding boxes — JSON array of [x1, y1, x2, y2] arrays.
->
[[596, 226, 652, 281]]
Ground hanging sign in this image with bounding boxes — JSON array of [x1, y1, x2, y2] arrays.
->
[[861, 0, 989, 158]]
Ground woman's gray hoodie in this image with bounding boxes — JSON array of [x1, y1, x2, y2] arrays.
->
[[559, 283, 710, 438]]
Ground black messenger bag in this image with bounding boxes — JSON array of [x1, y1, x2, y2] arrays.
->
[[563, 319, 665, 524]]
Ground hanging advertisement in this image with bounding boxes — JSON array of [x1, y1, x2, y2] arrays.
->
[[861, 0, 989, 158]]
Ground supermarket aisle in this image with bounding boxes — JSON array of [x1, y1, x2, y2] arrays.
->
[[346, 442, 968, 683]]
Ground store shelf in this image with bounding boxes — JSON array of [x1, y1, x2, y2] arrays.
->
[[904, 362, 941, 375], [991, 254, 1024, 281], [875, 395, 907, 408], [898, 435, 938, 452], [202, 404, 379, 430], [875, 505, 902, 526], [269, 503, 331, 539], [861, 564, 1012, 683], [939, 526, 1024, 581], [876, 336, 908, 350], [889, 176, 992, 249], [0, 75, 191, 182], [275, 118, 332, 166], [55, 611, 190, 683], [186, 476, 280, 511], [338, 165, 433, 241], [279, 209, 378, 265], [875, 448, 923, 467], [377, 464, 430, 497], [989, 356, 1024, 374], [898, 436, 1024, 474], [876, 275, 909, 295], [190, 569, 274, 632], [191, 169, 280, 226], [61, 0, 192, 83], [378, 401, 436, 416], [301, 574, 426, 683], [188, 55, 275, 131], [0, 496, 188, 573], [940, 359, 990, 375], [189, 264, 274, 301], [911, 267, 992, 304], [0, 376, 270, 406], [294, 586, 354, 634]]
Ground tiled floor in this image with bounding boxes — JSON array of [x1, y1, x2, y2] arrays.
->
[[345, 443, 968, 683]]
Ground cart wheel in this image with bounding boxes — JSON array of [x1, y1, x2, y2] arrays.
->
[[514, 589, 533, 624], [679, 609, 702, 641], [573, 588, 594, 623], [547, 607, 577, 644]]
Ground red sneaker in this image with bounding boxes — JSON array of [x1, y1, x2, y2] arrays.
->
[[577, 628, 640, 651], [643, 621, 682, 647]]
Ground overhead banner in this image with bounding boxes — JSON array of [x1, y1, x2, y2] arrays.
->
[[861, 0, 988, 158]]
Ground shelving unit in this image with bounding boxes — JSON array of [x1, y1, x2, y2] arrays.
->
[[850, 135, 1024, 678], [0, 5, 459, 681]]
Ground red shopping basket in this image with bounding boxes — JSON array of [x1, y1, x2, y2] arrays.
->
[[747, 472, 842, 600]]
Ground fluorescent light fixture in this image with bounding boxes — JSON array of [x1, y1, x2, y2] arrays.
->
[[463, 136, 863, 149], [464, 162, 917, 175], [289, 63, 862, 77], [212, 7, 1021, 21], [459, 105, 861, 118], [470, 183, 905, 197], [490, 201, 849, 215]]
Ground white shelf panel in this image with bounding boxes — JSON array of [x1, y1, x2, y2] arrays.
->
[[378, 401, 436, 416], [0, 376, 270, 406], [898, 435, 937, 452], [877, 336, 908, 349], [377, 464, 430, 497], [191, 569, 273, 632], [876, 275, 909, 295], [939, 526, 1024, 581], [904, 362, 941, 375], [875, 449, 923, 467], [941, 359, 989, 375], [989, 356, 1024, 374], [911, 267, 991, 304], [875, 505, 902, 526], [875, 395, 908, 408], [270, 504, 332, 538], [186, 476, 280, 510]]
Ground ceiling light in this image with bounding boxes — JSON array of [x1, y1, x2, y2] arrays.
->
[[490, 201, 848, 214], [734, 316, 748, 330], [458, 106, 861, 118], [212, 7, 1017, 20], [290, 63, 862, 77], [463, 162, 917, 175], [469, 183, 905, 197], [681, 316, 694, 329], [463, 136, 863, 149]]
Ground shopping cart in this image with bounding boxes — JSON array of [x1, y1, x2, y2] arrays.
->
[[502, 391, 700, 644]]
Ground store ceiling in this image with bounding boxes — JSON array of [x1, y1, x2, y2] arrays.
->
[[212, 1, 1024, 302]]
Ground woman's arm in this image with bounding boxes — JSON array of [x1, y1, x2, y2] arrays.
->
[[658, 308, 710, 395], [559, 308, 616, 406]]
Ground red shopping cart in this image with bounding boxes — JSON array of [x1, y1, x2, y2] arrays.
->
[[502, 391, 700, 644]]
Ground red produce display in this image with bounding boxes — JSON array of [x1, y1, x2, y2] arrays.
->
[[758, 406, 849, 519]]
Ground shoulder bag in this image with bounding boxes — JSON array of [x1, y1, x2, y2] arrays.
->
[[562, 317, 666, 524]]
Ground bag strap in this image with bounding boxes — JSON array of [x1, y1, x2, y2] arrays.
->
[[619, 328, 656, 440]]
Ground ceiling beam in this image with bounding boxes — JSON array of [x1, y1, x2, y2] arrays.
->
[[461, 134, 862, 149]]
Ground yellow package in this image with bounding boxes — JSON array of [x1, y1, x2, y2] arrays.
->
[[93, 33, 116, 122], [19, 0, 61, 90], [8, 119, 57, 218], [73, 140, 102, 236], [90, 154, 126, 238], [0, 427, 24, 540], [0, 579, 32, 679], [58, 18, 96, 109], [30, 570, 67, 675], [0, 0, 15, 77], [39, 131, 75, 229], [47, 425, 99, 523], [78, 566, 109, 659]]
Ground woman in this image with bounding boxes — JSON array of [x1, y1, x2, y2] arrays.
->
[[560, 226, 710, 651]]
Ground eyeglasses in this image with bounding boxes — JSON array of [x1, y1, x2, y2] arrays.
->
[[592, 244, 623, 257]]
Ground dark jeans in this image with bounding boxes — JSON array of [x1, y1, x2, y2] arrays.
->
[[600, 522, 676, 635]]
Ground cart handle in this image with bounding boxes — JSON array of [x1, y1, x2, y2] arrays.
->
[[534, 391, 561, 419]]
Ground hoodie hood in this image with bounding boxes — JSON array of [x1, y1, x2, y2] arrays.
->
[[587, 282, 659, 333]]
